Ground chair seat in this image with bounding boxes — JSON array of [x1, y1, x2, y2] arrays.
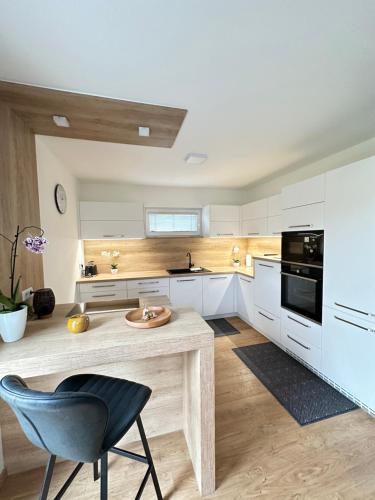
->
[[55, 374, 151, 452]]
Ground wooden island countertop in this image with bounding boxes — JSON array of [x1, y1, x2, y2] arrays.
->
[[0, 301, 215, 496]]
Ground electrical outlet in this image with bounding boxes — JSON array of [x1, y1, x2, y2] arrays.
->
[[22, 287, 33, 302]]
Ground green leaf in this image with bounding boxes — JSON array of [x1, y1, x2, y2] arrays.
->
[[11, 277, 21, 303], [0, 291, 17, 311]]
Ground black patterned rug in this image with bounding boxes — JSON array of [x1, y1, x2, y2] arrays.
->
[[206, 318, 239, 337], [233, 342, 358, 425]]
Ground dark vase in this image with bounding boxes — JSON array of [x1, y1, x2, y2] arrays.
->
[[33, 288, 55, 318]]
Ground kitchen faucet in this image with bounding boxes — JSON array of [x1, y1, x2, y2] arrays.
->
[[186, 251, 194, 269]]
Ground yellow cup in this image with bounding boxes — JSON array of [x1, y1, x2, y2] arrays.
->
[[67, 314, 90, 334]]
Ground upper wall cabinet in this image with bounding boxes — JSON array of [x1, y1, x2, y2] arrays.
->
[[281, 174, 326, 231], [240, 194, 282, 237], [282, 174, 325, 210], [80, 202, 145, 239], [202, 205, 240, 237], [241, 199, 268, 220]]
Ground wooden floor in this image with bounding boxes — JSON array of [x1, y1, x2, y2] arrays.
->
[[3, 317, 375, 499]]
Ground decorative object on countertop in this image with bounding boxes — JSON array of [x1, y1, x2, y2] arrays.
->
[[0, 225, 47, 342], [232, 245, 241, 267], [33, 288, 55, 318], [102, 249, 121, 274], [67, 313, 90, 333], [245, 254, 252, 268], [125, 306, 171, 329]]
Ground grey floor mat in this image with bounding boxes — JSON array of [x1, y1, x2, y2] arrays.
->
[[206, 318, 240, 337]]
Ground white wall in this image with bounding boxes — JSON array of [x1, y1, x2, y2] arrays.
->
[[79, 181, 246, 206], [36, 136, 81, 304], [243, 136, 375, 201]]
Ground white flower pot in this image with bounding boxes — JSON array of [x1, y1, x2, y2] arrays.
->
[[232, 262, 240, 268], [111, 268, 119, 274], [0, 305, 28, 343]]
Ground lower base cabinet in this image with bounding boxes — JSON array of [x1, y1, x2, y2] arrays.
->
[[236, 275, 254, 324], [169, 276, 203, 315], [202, 274, 234, 317], [253, 307, 280, 344], [322, 306, 375, 411]]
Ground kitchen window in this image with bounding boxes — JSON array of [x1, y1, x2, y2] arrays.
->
[[145, 208, 202, 237]]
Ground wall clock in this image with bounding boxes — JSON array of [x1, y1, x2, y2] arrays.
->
[[54, 184, 67, 214]]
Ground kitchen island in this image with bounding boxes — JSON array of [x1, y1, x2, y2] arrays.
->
[[0, 300, 215, 496]]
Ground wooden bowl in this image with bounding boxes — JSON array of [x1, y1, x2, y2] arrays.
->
[[125, 306, 171, 329]]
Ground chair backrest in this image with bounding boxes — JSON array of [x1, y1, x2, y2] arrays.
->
[[0, 375, 109, 463]]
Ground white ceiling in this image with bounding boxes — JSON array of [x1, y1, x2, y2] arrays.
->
[[1, 0, 375, 188]]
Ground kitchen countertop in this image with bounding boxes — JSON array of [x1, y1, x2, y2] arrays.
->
[[76, 257, 280, 284]]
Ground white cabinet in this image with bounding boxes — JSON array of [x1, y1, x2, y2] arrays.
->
[[253, 307, 281, 344], [127, 278, 170, 300], [170, 276, 203, 314], [236, 275, 254, 324], [282, 174, 325, 210], [202, 205, 240, 237], [241, 199, 268, 220], [282, 203, 324, 232], [281, 309, 322, 370], [268, 194, 282, 217], [80, 220, 145, 240], [79, 201, 145, 239], [202, 274, 235, 316], [323, 157, 375, 322], [254, 260, 281, 317], [322, 306, 375, 411], [241, 218, 267, 237], [78, 280, 127, 302], [267, 215, 282, 236]]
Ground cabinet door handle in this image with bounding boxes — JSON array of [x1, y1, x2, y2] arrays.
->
[[287, 334, 311, 350], [217, 233, 234, 236], [239, 277, 252, 283], [137, 281, 159, 285], [334, 315, 374, 332], [177, 279, 196, 282], [334, 302, 369, 316], [259, 263, 274, 268], [138, 290, 159, 294], [209, 276, 228, 280], [272, 231, 281, 235], [258, 311, 274, 321], [92, 293, 117, 298], [287, 315, 311, 328], [92, 284, 116, 288], [288, 224, 312, 228], [247, 232, 260, 235], [281, 272, 318, 283], [102, 234, 125, 238]]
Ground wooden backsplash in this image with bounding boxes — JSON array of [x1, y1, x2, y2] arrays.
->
[[83, 237, 281, 273]]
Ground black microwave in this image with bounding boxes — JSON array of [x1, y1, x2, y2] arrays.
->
[[282, 230, 324, 267]]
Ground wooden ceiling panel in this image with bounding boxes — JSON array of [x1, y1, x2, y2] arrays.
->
[[0, 81, 187, 147]]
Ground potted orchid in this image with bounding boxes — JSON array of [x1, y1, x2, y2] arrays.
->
[[101, 250, 121, 274], [0, 225, 47, 342]]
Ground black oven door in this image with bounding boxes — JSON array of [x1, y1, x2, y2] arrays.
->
[[282, 230, 324, 266], [281, 263, 323, 323]]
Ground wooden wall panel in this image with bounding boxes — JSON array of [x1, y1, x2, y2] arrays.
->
[[247, 237, 281, 257], [0, 102, 44, 296]]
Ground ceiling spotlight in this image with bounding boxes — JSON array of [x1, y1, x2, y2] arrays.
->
[[184, 153, 208, 165], [52, 115, 70, 128], [138, 126, 150, 137]]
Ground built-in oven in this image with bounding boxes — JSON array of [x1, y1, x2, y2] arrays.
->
[[281, 262, 323, 323], [282, 230, 324, 267]]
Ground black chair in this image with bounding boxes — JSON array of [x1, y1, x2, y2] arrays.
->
[[0, 374, 163, 500]]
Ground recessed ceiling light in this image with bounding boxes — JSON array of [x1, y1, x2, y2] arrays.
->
[[52, 115, 70, 128], [138, 126, 150, 137], [184, 153, 208, 165]]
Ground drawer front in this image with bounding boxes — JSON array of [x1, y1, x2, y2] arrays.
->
[[79, 280, 126, 293], [253, 307, 280, 344], [127, 286, 170, 299], [281, 308, 322, 349], [127, 278, 169, 290], [80, 220, 145, 239], [282, 203, 324, 232], [79, 290, 127, 302], [282, 329, 322, 371]]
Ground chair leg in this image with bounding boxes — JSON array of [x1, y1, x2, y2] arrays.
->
[[93, 461, 100, 481], [137, 416, 163, 500], [100, 453, 108, 500], [39, 454, 56, 500]]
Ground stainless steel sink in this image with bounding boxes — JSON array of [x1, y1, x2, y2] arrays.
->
[[167, 267, 211, 275]]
